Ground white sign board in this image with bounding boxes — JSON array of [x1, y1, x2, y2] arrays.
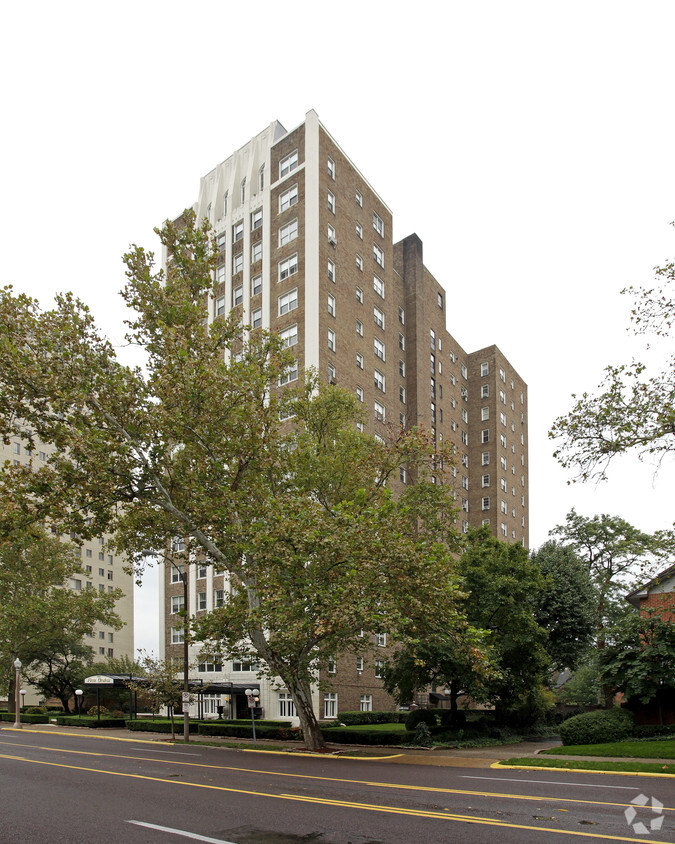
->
[[84, 675, 114, 685]]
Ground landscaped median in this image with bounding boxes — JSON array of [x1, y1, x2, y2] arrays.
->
[[498, 738, 675, 776]]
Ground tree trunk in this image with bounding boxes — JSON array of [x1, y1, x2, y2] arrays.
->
[[58, 694, 71, 714], [286, 673, 326, 752], [7, 674, 15, 714]]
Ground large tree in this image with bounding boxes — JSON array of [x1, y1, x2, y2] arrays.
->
[[25, 638, 93, 713], [0, 527, 122, 710], [551, 236, 675, 481], [0, 211, 465, 750], [384, 530, 549, 721], [530, 540, 596, 671]]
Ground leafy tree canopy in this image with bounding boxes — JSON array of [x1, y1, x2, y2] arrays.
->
[[551, 234, 675, 481], [0, 211, 466, 750]]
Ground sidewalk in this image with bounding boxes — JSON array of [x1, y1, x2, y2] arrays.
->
[[2, 722, 561, 768]]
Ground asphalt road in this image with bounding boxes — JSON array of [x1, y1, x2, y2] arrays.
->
[[0, 727, 673, 843]]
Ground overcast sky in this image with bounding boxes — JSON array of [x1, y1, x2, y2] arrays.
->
[[2, 1, 674, 655]]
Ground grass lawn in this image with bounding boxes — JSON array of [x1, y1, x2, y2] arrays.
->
[[541, 740, 675, 759], [499, 757, 674, 775]]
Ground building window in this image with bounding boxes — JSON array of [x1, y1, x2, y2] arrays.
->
[[500, 434, 507, 448], [374, 369, 385, 392], [251, 242, 262, 263], [356, 352, 364, 369], [252, 308, 262, 329], [327, 190, 335, 214], [399, 333, 405, 351], [482, 474, 490, 487], [355, 286, 363, 303], [170, 565, 185, 584], [373, 307, 385, 329], [356, 656, 364, 672], [374, 337, 385, 361], [251, 208, 263, 230], [399, 386, 406, 404], [171, 595, 185, 613], [279, 184, 298, 212], [356, 254, 363, 271], [328, 363, 336, 382], [399, 466, 406, 483], [279, 151, 298, 178], [279, 324, 298, 348], [501, 456, 508, 470], [482, 452, 490, 466], [197, 592, 207, 611], [214, 590, 224, 607], [461, 430, 468, 445], [499, 390, 506, 404], [215, 296, 225, 317], [500, 368, 506, 382], [279, 218, 298, 246], [462, 475, 469, 490], [481, 407, 489, 421], [356, 222, 363, 239], [328, 329, 336, 352], [374, 401, 385, 422], [107, 570, 113, 581], [373, 243, 384, 267], [327, 156, 335, 179], [251, 275, 262, 297], [482, 429, 489, 443], [481, 384, 489, 398], [461, 364, 468, 379], [324, 693, 338, 719], [438, 292, 443, 309], [500, 412, 507, 426], [373, 275, 385, 298], [399, 360, 405, 377], [355, 189, 362, 207], [327, 294, 336, 317], [360, 695, 373, 712], [327, 223, 336, 243], [327, 258, 335, 282], [375, 632, 387, 647], [278, 692, 296, 718], [356, 386, 364, 402], [259, 164, 265, 191], [356, 320, 363, 336], [233, 221, 244, 243], [232, 285, 243, 306], [233, 254, 243, 275], [278, 288, 298, 315], [482, 497, 490, 510], [279, 253, 298, 281], [171, 627, 184, 644], [232, 656, 257, 672], [279, 360, 299, 385], [373, 212, 384, 237], [481, 362, 489, 376]]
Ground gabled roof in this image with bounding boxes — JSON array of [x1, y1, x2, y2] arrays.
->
[[626, 563, 675, 609]]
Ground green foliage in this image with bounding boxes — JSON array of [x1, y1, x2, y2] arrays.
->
[[503, 685, 556, 728], [0, 712, 49, 723], [26, 637, 94, 714], [0, 215, 466, 751], [551, 244, 675, 481], [24, 705, 47, 714], [412, 722, 434, 747], [320, 727, 411, 746], [0, 526, 122, 700], [335, 711, 405, 725], [404, 709, 437, 730], [559, 708, 634, 746], [600, 609, 675, 703], [531, 541, 595, 670], [556, 662, 601, 707], [87, 705, 110, 717], [632, 724, 675, 740], [55, 716, 125, 728]]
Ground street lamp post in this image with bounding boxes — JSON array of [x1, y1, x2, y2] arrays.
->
[[245, 688, 260, 747], [75, 689, 83, 717], [13, 658, 22, 729]]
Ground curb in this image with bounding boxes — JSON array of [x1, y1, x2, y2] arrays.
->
[[492, 761, 675, 779]]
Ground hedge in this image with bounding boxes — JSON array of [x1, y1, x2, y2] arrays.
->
[[321, 727, 414, 745], [405, 709, 437, 731], [632, 724, 675, 740], [54, 716, 126, 728], [559, 708, 634, 746], [0, 712, 49, 724], [198, 722, 299, 740], [126, 719, 199, 733], [336, 711, 406, 726]]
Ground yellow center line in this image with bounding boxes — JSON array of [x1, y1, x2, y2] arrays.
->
[[0, 739, 672, 814], [0, 752, 669, 844]]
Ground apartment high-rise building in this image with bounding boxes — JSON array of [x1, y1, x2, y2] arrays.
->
[[160, 110, 529, 721]]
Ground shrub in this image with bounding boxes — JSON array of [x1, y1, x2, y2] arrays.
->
[[440, 709, 466, 727], [559, 708, 634, 746], [126, 719, 199, 734], [198, 722, 299, 740], [54, 716, 125, 728], [413, 722, 434, 747], [632, 724, 675, 740], [405, 709, 437, 731], [0, 712, 49, 724], [320, 727, 410, 745], [87, 705, 110, 717], [336, 711, 404, 726], [24, 706, 48, 714]]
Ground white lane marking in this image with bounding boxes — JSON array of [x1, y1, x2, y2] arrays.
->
[[127, 820, 236, 842], [462, 775, 640, 790]]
